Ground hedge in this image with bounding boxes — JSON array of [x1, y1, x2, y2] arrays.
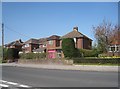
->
[[79, 49, 99, 57], [19, 53, 46, 59], [73, 58, 119, 64]]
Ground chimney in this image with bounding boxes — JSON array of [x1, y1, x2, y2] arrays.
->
[[73, 26, 78, 32]]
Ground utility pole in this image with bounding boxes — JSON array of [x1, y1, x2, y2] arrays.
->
[[2, 23, 4, 61]]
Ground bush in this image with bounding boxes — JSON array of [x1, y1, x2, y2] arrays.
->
[[19, 53, 46, 59], [73, 58, 119, 64], [62, 38, 81, 58], [79, 49, 98, 57], [2, 48, 19, 62]]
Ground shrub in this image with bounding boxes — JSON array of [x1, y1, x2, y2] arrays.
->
[[2, 48, 19, 62], [7, 48, 19, 61], [79, 49, 98, 57], [73, 58, 119, 64], [62, 38, 81, 58], [19, 53, 46, 59]]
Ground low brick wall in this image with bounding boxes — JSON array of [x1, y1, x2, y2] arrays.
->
[[18, 59, 73, 65]]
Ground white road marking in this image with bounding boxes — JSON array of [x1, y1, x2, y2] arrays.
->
[[0, 80, 31, 88], [7, 82, 18, 85], [19, 84, 30, 88], [0, 84, 9, 87], [0, 80, 7, 83]]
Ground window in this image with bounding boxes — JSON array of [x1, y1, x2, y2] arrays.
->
[[111, 47, 115, 52], [49, 40, 53, 45], [109, 45, 120, 52], [56, 40, 60, 47]]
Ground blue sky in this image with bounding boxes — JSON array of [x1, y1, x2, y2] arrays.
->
[[2, 2, 118, 45]]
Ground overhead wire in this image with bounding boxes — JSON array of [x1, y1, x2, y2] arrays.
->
[[2, 23, 31, 39]]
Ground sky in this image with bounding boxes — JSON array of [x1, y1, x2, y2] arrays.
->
[[1, 2, 118, 45]]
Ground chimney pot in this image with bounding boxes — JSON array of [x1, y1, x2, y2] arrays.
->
[[73, 26, 78, 31]]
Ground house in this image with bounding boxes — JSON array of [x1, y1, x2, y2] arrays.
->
[[62, 27, 92, 49], [46, 27, 92, 59], [22, 38, 39, 53], [22, 38, 47, 53], [46, 35, 63, 59], [108, 30, 120, 56], [33, 38, 47, 53], [5, 39, 23, 51]]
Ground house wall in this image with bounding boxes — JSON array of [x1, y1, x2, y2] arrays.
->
[[47, 40, 58, 49], [23, 43, 39, 53], [108, 52, 120, 56], [76, 38, 83, 49], [47, 49, 56, 59], [83, 38, 92, 49]]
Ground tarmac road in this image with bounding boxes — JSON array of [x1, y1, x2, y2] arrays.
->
[[1, 65, 118, 87]]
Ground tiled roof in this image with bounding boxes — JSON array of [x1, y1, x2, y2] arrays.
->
[[47, 35, 60, 40], [24, 38, 48, 44], [62, 30, 84, 38], [61, 29, 92, 41], [24, 38, 39, 44], [39, 38, 47, 44]]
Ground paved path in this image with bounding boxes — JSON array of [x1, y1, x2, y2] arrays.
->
[[1, 63, 119, 72]]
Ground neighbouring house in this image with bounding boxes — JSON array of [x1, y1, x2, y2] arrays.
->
[[108, 30, 120, 56], [62, 27, 92, 49], [33, 38, 47, 53], [22, 38, 47, 53], [22, 38, 39, 53], [5, 39, 23, 51], [46, 35, 64, 59]]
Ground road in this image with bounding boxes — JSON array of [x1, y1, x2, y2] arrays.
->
[[1, 66, 118, 88]]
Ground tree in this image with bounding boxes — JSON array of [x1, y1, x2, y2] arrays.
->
[[7, 48, 19, 62], [62, 38, 81, 58], [93, 20, 119, 53]]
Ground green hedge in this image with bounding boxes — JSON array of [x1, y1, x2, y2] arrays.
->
[[73, 58, 119, 64], [19, 53, 46, 59], [79, 49, 99, 57]]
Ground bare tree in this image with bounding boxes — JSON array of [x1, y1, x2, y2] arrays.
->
[[93, 20, 119, 53]]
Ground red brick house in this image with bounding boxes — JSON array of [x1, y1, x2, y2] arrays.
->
[[62, 27, 92, 49], [33, 38, 47, 53], [108, 30, 120, 56], [46, 27, 92, 59], [22, 38, 47, 53], [46, 35, 63, 59], [22, 38, 39, 53]]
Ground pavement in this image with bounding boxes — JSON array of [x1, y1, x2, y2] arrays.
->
[[1, 63, 119, 72]]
